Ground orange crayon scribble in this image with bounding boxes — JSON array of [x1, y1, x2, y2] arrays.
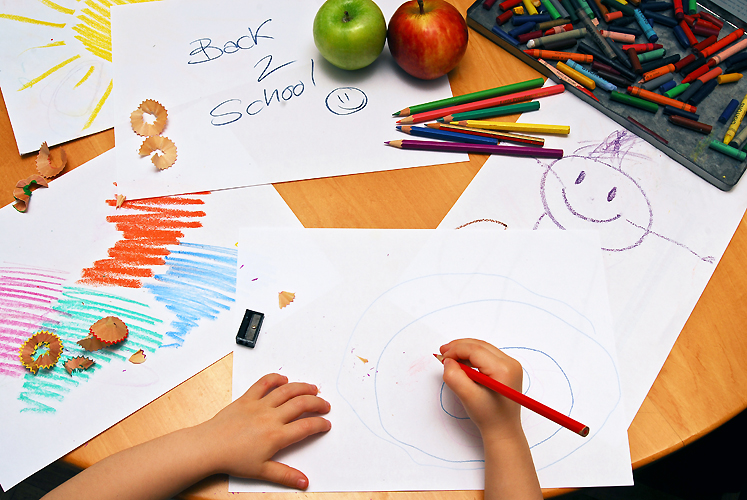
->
[[79, 194, 208, 288]]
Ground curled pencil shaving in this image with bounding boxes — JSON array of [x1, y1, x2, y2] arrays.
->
[[19, 331, 63, 375], [64, 356, 95, 375], [139, 136, 177, 170], [129, 349, 147, 364], [77, 334, 104, 352], [36, 142, 67, 178], [278, 291, 295, 309], [90, 316, 129, 345], [116, 194, 126, 208], [130, 99, 168, 137], [12, 175, 48, 213]]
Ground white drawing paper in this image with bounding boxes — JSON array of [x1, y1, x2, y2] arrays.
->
[[439, 90, 747, 426], [110, 0, 464, 200], [230, 229, 632, 491], [0, 150, 302, 490], [0, 0, 158, 155]]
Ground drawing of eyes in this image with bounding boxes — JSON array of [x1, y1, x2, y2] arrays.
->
[[607, 187, 617, 202], [575, 171, 585, 184]]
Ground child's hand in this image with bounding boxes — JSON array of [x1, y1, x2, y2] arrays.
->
[[440, 339, 524, 442], [196, 373, 331, 490]]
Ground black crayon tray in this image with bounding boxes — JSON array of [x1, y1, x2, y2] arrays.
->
[[467, 0, 747, 191]]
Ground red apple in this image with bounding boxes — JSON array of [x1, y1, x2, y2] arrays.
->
[[387, 0, 468, 80]]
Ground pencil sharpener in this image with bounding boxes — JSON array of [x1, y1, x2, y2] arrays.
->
[[236, 309, 264, 348]]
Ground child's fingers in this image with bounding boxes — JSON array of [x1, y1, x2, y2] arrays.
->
[[244, 373, 289, 400], [263, 381, 320, 408], [442, 357, 483, 401], [279, 416, 332, 449], [441, 341, 522, 391], [277, 394, 331, 423], [258, 461, 310, 491]]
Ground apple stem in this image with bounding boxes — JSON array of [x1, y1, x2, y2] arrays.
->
[[343, 10, 351, 22], [417, 0, 424, 14]]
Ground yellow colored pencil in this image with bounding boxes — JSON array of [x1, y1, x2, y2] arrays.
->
[[454, 120, 571, 135], [556, 61, 596, 90]]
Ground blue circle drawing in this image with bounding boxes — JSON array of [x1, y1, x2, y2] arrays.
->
[[325, 87, 368, 115]]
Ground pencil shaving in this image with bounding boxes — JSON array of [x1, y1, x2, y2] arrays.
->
[[139, 136, 177, 170], [77, 334, 105, 352], [130, 99, 168, 137], [116, 194, 126, 208], [64, 356, 95, 375], [278, 291, 295, 309], [129, 349, 147, 364], [12, 174, 49, 212], [19, 331, 63, 375], [90, 316, 129, 345], [36, 142, 67, 178]]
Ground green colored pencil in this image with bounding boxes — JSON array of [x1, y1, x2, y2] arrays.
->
[[436, 100, 540, 123], [392, 77, 544, 117]]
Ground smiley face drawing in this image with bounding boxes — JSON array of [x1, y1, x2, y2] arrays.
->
[[535, 130, 713, 261], [325, 87, 368, 115]]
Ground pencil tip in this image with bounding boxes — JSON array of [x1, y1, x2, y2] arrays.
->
[[397, 117, 413, 124], [396, 125, 402, 130], [392, 111, 400, 116]]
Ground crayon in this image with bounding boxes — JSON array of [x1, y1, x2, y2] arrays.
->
[[680, 57, 709, 77], [627, 86, 697, 112], [385, 139, 564, 158], [730, 125, 747, 149], [676, 79, 703, 103], [540, 0, 562, 18], [544, 22, 574, 35], [509, 21, 538, 38], [513, 13, 552, 24], [686, 0, 696, 14], [592, 60, 621, 75], [497, 10, 514, 24], [719, 99, 740, 124], [688, 79, 718, 106], [724, 94, 747, 145], [604, 10, 623, 22], [640, 55, 680, 74], [518, 30, 546, 43], [694, 19, 720, 32], [526, 28, 587, 48], [674, 53, 697, 72], [524, 49, 593, 63], [708, 38, 747, 67], [637, 48, 666, 63], [557, 61, 597, 89], [396, 125, 498, 145], [523, 0, 539, 15], [673, 0, 684, 20], [709, 141, 747, 161], [578, 42, 638, 81], [597, 68, 632, 87], [659, 79, 677, 93], [640, 1, 674, 11], [667, 114, 712, 134], [700, 12, 724, 30], [499, 0, 523, 9], [682, 63, 711, 84], [561, 0, 578, 21], [514, 5, 525, 14], [673, 25, 690, 48], [692, 23, 719, 38], [576, 0, 595, 18], [601, 0, 635, 16], [437, 100, 541, 122], [606, 38, 634, 67], [567, 59, 618, 91], [453, 120, 571, 134], [699, 29, 746, 59], [426, 123, 546, 146], [640, 72, 674, 90], [664, 82, 689, 99], [606, 24, 642, 36], [678, 20, 697, 46], [537, 18, 572, 30], [663, 105, 699, 121], [577, 9, 616, 59], [536, 57, 601, 101], [727, 60, 747, 75], [550, 0, 570, 18], [645, 11, 678, 28], [599, 29, 635, 43], [692, 35, 718, 53], [718, 73, 743, 84], [627, 116, 669, 144], [641, 63, 674, 82], [697, 67, 723, 84], [634, 9, 658, 42], [491, 24, 521, 45], [610, 90, 659, 112], [621, 43, 664, 53]]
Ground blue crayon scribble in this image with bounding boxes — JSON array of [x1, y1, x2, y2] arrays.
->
[[144, 242, 237, 349]]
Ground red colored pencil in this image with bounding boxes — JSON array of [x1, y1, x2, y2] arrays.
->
[[434, 354, 590, 437], [385, 140, 563, 159], [397, 84, 565, 124]]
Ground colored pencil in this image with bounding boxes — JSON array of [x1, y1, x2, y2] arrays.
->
[[397, 84, 565, 124], [436, 101, 540, 123], [426, 123, 546, 146], [392, 78, 544, 117], [385, 139, 564, 158], [396, 125, 497, 145], [434, 354, 589, 437], [454, 120, 571, 135], [524, 48, 593, 63], [536, 58, 601, 102]]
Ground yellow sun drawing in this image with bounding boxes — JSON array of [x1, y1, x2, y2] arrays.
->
[[0, 0, 157, 151]]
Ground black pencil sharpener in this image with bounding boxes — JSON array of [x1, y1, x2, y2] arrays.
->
[[236, 309, 264, 348]]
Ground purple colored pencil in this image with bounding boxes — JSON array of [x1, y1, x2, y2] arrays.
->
[[385, 139, 563, 159]]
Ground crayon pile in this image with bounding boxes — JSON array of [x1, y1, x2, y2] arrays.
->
[[387, 78, 570, 159], [470, 0, 747, 188]]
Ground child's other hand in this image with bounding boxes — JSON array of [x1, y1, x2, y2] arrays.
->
[[440, 339, 524, 442], [197, 373, 331, 490]]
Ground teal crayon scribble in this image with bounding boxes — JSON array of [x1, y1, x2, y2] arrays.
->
[[18, 286, 162, 413]]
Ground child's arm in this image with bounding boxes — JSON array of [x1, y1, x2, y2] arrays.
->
[[440, 339, 542, 500], [42, 373, 331, 500]]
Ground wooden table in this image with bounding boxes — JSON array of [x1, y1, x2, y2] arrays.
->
[[3, 0, 747, 496]]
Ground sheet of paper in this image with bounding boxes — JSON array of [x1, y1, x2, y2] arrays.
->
[[230, 229, 632, 491], [439, 91, 747, 426], [0, 0, 159, 154], [0, 150, 302, 490], [110, 0, 463, 200]]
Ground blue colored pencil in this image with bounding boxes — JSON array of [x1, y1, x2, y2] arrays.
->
[[396, 125, 497, 145]]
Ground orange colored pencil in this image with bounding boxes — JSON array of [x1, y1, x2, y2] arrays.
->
[[434, 354, 590, 437], [627, 86, 697, 113], [426, 122, 545, 146], [523, 49, 593, 63], [397, 84, 565, 124]]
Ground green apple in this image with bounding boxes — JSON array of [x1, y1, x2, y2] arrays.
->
[[313, 0, 387, 70]]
